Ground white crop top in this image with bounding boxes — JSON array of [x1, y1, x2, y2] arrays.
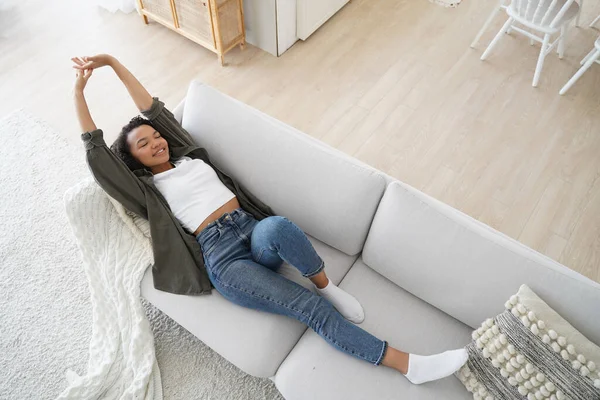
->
[[152, 156, 236, 232]]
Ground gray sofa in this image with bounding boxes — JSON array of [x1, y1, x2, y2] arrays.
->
[[140, 80, 600, 400]]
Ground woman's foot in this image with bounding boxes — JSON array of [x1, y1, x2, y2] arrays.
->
[[315, 279, 365, 324], [404, 348, 469, 384]]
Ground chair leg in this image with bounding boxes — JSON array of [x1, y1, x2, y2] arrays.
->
[[481, 18, 514, 60], [559, 49, 600, 94], [581, 47, 597, 65], [590, 14, 600, 28], [471, 0, 506, 48], [576, 0, 584, 27], [558, 25, 567, 59], [532, 34, 550, 87]]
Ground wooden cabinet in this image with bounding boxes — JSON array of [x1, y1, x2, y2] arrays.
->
[[136, 0, 245, 65]]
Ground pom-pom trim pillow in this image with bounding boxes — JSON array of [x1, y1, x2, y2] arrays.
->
[[457, 285, 600, 400]]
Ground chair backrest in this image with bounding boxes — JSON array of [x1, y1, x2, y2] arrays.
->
[[509, 0, 576, 28]]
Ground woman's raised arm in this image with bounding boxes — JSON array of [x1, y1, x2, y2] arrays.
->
[[72, 54, 153, 113], [73, 65, 97, 133], [71, 56, 148, 219], [72, 54, 196, 149]]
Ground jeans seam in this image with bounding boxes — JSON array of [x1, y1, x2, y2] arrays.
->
[[231, 220, 250, 244], [203, 245, 215, 258], [202, 231, 221, 258], [303, 259, 325, 278], [200, 228, 224, 257], [375, 340, 388, 366], [213, 274, 313, 321], [317, 327, 372, 361], [280, 217, 324, 278], [255, 248, 266, 264]]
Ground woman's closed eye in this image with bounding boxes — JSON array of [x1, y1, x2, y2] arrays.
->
[[138, 132, 160, 148]]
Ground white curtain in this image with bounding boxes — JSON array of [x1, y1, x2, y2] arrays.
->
[[95, 0, 140, 14]]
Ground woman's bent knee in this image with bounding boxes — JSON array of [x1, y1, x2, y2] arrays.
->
[[253, 216, 288, 237]]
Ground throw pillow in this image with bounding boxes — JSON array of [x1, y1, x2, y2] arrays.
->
[[456, 284, 600, 400]]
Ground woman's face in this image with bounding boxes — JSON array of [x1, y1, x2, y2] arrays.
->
[[127, 124, 170, 168]]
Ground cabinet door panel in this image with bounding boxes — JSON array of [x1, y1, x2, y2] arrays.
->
[[142, 0, 175, 26], [296, 0, 348, 40], [173, 0, 214, 47], [215, 0, 244, 49]]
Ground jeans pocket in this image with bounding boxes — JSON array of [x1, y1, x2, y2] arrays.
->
[[200, 228, 223, 258]]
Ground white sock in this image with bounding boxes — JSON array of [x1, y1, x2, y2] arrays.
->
[[315, 279, 365, 324], [404, 348, 469, 385]]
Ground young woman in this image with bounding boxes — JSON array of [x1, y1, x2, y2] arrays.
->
[[72, 53, 468, 385]]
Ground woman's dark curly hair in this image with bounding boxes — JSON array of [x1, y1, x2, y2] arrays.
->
[[110, 116, 162, 171]]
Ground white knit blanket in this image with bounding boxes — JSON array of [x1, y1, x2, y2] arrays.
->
[[56, 177, 162, 400]]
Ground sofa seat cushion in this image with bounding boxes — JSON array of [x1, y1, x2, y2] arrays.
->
[[180, 80, 386, 256], [141, 234, 358, 378], [274, 259, 472, 400], [362, 181, 600, 342]]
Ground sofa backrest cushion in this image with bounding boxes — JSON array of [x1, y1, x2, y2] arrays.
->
[[362, 181, 600, 344], [180, 81, 386, 256]]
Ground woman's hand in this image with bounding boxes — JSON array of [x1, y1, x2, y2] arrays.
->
[[74, 66, 93, 94], [71, 54, 116, 71]]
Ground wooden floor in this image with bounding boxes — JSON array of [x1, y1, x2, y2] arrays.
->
[[1, 0, 599, 282]]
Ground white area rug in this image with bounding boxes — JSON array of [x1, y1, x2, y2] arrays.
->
[[0, 109, 283, 399]]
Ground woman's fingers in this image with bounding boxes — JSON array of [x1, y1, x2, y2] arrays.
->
[[71, 57, 87, 70], [71, 56, 100, 77], [71, 57, 92, 67], [71, 63, 94, 70], [74, 67, 88, 78]]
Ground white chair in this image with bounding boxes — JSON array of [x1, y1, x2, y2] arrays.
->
[[471, 0, 584, 49], [471, 0, 510, 48], [590, 12, 600, 27], [480, 0, 580, 87], [575, 0, 584, 26], [559, 36, 600, 94]]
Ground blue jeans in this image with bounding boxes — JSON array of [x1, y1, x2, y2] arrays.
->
[[196, 207, 388, 366]]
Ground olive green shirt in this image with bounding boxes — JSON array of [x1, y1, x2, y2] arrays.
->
[[81, 97, 275, 295]]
